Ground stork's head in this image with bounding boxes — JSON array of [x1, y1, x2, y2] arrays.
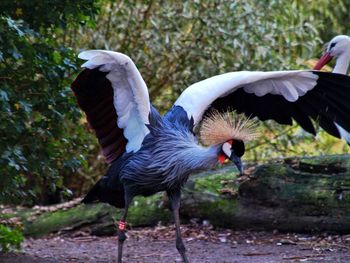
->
[[314, 35, 350, 70], [200, 110, 258, 175]]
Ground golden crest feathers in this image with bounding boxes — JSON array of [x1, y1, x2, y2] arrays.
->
[[199, 110, 259, 146]]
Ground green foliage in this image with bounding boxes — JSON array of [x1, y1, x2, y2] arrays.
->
[[0, 0, 97, 31], [74, 1, 328, 110], [0, 224, 23, 252], [72, 0, 349, 159], [0, 0, 349, 206], [0, 2, 101, 205], [303, 0, 350, 41]]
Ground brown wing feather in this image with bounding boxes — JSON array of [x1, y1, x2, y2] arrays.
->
[[71, 68, 127, 163]]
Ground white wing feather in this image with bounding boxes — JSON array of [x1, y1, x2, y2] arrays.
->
[[175, 70, 318, 126], [79, 50, 150, 152]]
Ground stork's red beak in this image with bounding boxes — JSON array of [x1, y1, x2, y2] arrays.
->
[[313, 52, 333, 70]]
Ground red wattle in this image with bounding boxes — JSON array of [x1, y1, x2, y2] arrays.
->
[[218, 154, 226, 164]]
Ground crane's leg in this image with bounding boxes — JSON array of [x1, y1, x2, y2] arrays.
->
[[117, 194, 132, 263], [167, 190, 189, 263]]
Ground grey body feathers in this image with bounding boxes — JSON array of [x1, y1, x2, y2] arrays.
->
[[83, 106, 220, 207]]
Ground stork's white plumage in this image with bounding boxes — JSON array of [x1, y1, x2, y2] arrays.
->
[[314, 35, 350, 74], [314, 35, 350, 143], [72, 50, 350, 263], [175, 70, 318, 126]]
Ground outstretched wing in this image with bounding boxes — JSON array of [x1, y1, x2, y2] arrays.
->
[[174, 70, 350, 143], [71, 50, 151, 163]]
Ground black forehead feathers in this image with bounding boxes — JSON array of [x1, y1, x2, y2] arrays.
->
[[232, 140, 245, 157]]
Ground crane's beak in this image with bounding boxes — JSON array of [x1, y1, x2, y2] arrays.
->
[[313, 52, 333, 70], [230, 154, 243, 176]]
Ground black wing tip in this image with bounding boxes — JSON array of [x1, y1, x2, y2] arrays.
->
[[81, 197, 97, 204], [81, 175, 125, 208], [81, 183, 100, 204], [71, 68, 111, 97]]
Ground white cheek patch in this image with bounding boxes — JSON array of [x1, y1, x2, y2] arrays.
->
[[222, 142, 232, 158]]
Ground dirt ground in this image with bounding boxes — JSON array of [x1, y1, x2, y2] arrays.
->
[[1, 224, 350, 263]]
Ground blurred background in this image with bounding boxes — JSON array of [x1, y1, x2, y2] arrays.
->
[[0, 0, 349, 207]]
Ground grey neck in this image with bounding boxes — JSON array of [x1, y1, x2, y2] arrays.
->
[[154, 139, 222, 188], [189, 144, 221, 171]]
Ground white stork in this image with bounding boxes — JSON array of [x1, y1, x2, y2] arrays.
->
[[314, 34, 350, 142], [314, 35, 350, 74]]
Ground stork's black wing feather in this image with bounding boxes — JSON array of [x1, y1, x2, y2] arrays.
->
[[206, 72, 350, 139]]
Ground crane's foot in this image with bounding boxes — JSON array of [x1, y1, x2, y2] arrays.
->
[[117, 220, 127, 263], [176, 237, 189, 263]]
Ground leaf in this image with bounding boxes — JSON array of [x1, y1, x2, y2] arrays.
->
[[11, 50, 22, 60], [19, 101, 32, 113], [0, 90, 9, 101], [0, 224, 24, 253], [6, 18, 24, 37], [15, 8, 23, 16], [52, 51, 62, 63]]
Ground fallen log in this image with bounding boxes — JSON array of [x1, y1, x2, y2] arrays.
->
[[21, 194, 171, 237], [183, 154, 350, 233], [2, 154, 349, 236]]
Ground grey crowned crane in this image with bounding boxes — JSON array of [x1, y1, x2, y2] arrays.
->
[[313, 35, 350, 142], [71, 50, 350, 263]]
